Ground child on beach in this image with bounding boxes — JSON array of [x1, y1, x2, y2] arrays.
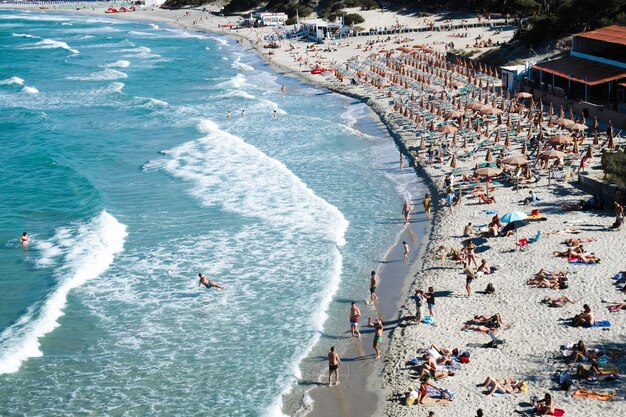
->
[[414, 290, 424, 323], [403, 240, 410, 262]]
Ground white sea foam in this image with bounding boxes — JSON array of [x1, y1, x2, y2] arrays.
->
[[251, 98, 287, 115], [231, 57, 254, 72], [0, 76, 25, 86], [107, 82, 125, 93], [0, 211, 127, 375], [209, 36, 229, 46], [24, 38, 79, 55], [220, 89, 256, 100], [22, 86, 39, 95], [11, 33, 38, 39], [149, 23, 160, 29], [67, 69, 127, 81], [128, 31, 159, 37], [105, 60, 130, 68], [120, 46, 160, 59]]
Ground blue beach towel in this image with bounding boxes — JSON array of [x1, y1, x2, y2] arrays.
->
[[492, 392, 510, 397], [569, 260, 600, 266], [422, 316, 434, 325], [592, 320, 611, 328], [484, 210, 497, 215]]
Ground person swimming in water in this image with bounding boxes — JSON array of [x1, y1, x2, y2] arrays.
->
[[19, 232, 29, 246], [198, 273, 225, 290]]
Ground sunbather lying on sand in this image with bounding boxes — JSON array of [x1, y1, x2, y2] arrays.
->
[[412, 354, 454, 380], [465, 313, 508, 329], [428, 344, 462, 365], [564, 238, 594, 246], [527, 276, 568, 289], [542, 296, 576, 307], [478, 376, 525, 396], [608, 302, 626, 312], [462, 324, 496, 333], [535, 269, 568, 279], [546, 228, 581, 235]]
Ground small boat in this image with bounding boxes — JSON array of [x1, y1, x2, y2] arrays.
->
[[129, 6, 136, 11], [105, 7, 118, 13], [263, 42, 279, 49]]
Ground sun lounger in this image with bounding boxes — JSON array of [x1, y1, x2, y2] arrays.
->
[[572, 389, 615, 401]]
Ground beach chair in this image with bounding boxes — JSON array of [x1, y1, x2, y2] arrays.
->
[[528, 231, 541, 243]]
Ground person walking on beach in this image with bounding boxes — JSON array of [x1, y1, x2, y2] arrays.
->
[[446, 188, 455, 214], [368, 317, 383, 359], [403, 240, 410, 263], [327, 346, 341, 385], [350, 302, 361, 337], [368, 271, 379, 304], [464, 261, 476, 297], [198, 273, 225, 290], [400, 151, 405, 169], [414, 289, 424, 323], [402, 199, 411, 224], [425, 286, 435, 317], [423, 193, 431, 219]]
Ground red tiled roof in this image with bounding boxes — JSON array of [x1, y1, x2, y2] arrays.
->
[[574, 25, 626, 46], [532, 56, 626, 86]]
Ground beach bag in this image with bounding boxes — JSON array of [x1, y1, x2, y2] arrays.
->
[[485, 283, 495, 294]]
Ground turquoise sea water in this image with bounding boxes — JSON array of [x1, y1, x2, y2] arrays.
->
[[0, 10, 418, 416]]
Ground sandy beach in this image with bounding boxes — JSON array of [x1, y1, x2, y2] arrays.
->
[[5, 3, 625, 417]]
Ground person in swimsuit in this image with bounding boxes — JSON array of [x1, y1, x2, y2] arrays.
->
[[370, 317, 384, 359], [198, 273, 225, 290], [19, 232, 29, 247], [466, 240, 478, 268], [402, 200, 411, 224], [281, 84, 286, 95], [350, 302, 361, 337], [403, 240, 410, 263], [400, 151, 405, 169], [227, 111, 231, 120], [423, 193, 431, 218], [327, 346, 340, 385], [369, 271, 378, 303], [464, 262, 476, 297]]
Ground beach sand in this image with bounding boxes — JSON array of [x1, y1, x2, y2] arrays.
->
[[5, 4, 625, 417]]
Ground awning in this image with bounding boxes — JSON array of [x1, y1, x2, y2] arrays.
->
[[574, 25, 626, 46], [532, 56, 626, 86]]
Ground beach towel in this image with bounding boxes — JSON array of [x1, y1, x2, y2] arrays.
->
[[492, 392, 510, 397], [568, 258, 600, 265], [592, 320, 611, 328], [419, 397, 452, 406], [407, 357, 421, 366], [422, 316, 435, 325], [484, 210, 497, 215], [550, 408, 565, 417], [572, 389, 615, 401]]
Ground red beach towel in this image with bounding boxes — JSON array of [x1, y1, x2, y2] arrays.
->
[[551, 408, 565, 417]]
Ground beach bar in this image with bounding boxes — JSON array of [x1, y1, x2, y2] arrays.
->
[[529, 25, 626, 127]]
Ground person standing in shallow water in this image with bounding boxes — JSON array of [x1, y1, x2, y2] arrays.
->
[[368, 317, 384, 359], [327, 346, 340, 385], [349, 302, 361, 337], [402, 199, 411, 224], [403, 240, 410, 263], [400, 151, 404, 169], [19, 232, 29, 247]]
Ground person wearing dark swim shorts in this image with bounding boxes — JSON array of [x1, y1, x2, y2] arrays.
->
[[369, 271, 378, 303], [198, 273, 225, 290], [328, 346, 341, 386]]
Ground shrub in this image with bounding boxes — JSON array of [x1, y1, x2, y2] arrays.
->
[[601, 150, 626, 187], [344, 13, 364, 26]]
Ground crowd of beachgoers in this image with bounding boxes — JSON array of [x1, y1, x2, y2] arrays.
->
[[4, 4, 624, 416]]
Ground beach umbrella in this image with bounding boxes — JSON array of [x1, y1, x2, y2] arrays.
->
[[450, 154, 457, 168], [474, 166, 502, 196], [521, 140, 528, 155], [573, 139, 579, 154], [502, 154, 529, 166], [570, 123, 588, 132], [586, 145, 593, 159], [541, 149, 566, 159], [505, 133, 511, 148], [559, 105, 564, 119], [569, 108, 574, 120], [549, 134, 573, 144], [593, 133, 599, 145], [485, 148, 493, 162], [446, 110, 462, 119], [593, 116, 598, 132], [419, 137, 425, 149], [439, 125, 458, 134], [462, 137, 468, 150], [500, 211, 529, 243], [452, 131, 458, 146], [501, 211, 528, 224], [549, 102, 554, 118], [517, 92, 532, 99], [494, 129, 501, 143], [556, 118, 575, 128]]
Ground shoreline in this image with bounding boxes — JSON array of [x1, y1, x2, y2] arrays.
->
[[5, 5, 624, 417], [0, 5, 441, 417]]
